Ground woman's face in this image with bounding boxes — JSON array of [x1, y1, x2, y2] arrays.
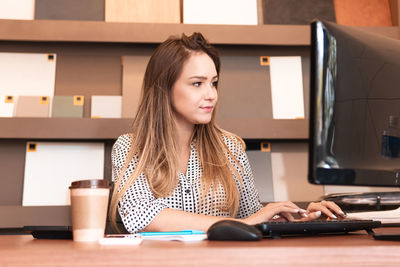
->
[[171, 52, 218, 128]]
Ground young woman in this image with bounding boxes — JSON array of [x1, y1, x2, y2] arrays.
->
[[109, 32, 345, 233]]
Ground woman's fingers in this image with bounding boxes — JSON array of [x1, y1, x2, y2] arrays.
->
[[256, 200, 345, 224], [261, 202, 307, 222], [321, 200, 346, 217], [279, 212, 296, 222], [298, 211, 322, 221], [307, 201, 345, 219]]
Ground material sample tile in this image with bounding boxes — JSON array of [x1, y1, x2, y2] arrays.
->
[[0, 95, 15, 117], [105, 0, 180, 23], [91, 96, 122, 118], [52, 96, 84, 118], [14, 96, 50, 118], [0, 0, 35, 20], [263, 0, 336, 25], [0, 52, 56, 97], [22, 142, 105, 206], [269, 56, 304, 119], [35, 0, 105, 21], [183, 0, 258, 25]]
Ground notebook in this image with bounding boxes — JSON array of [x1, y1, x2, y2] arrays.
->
[[22, 142, 105, 206]]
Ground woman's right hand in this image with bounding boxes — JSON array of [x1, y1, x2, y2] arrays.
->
[[242, 201, 320, 225]]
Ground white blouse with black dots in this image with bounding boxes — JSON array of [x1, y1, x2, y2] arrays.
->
[[112, 134, 263, 234]]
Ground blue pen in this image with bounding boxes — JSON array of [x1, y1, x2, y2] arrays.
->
[[140, 230, 205, 236]]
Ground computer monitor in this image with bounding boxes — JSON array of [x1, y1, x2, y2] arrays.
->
[[308, 20, 400, 187]]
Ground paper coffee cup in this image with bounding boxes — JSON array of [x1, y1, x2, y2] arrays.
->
[[69, 179, 110, 242]]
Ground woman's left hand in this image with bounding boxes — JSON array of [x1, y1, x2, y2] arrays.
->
[[300, 200, 346, 221]]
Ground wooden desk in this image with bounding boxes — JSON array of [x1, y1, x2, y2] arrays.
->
[[2, 229, 400, 267]]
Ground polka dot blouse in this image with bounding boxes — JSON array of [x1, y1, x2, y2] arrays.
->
[[112, 133, 263, 233]]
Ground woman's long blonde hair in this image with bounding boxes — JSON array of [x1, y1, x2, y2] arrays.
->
[[109, 33, 245, 230]]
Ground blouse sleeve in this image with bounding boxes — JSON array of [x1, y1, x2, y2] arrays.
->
[[235, 149, 264, 219], [112, 135, 168, 233]]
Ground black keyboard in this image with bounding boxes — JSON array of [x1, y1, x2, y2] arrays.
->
[[255, 220, 381, 238]]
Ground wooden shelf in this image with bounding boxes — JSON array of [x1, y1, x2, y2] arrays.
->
[[0, 19, 310, 45], [217, 118, 309, 139], [0, 118, 308, 140], [0, 19, 398, 46], [0, 118, 132, 140]]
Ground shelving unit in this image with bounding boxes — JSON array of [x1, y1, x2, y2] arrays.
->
[[0, 19, 311, 45], [0, 19, 320, 141], [0, 12, 399, 227]]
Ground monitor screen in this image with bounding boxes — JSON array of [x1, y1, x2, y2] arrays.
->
[[308, 20, 400, 187]]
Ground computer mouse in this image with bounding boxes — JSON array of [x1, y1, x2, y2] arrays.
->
[[207, 220, 263, 241]]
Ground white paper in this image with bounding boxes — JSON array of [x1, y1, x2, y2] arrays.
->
[[347, 207, 400, 224], [0, 52, 56, 98], [91, 96, 122, 118], [0, 0, 35, 20], [183, 0, 258, 25], [22, 142, 105, 206], [0, 95, 15, 117], [269, 56, 305, 119]]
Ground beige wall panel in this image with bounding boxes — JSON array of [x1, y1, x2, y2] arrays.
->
[[388, 0, 398, 26], [217, 55, 273, 119], [0, 141, 26, 205], [0, 206, 71, 228], [334, 0, 393, 26], [271, 142, 324, 202], [55, 54, 122, 117], [105, 0, 180, 23], [247, 150, 274, 203], [121, 55, 149, 118]]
